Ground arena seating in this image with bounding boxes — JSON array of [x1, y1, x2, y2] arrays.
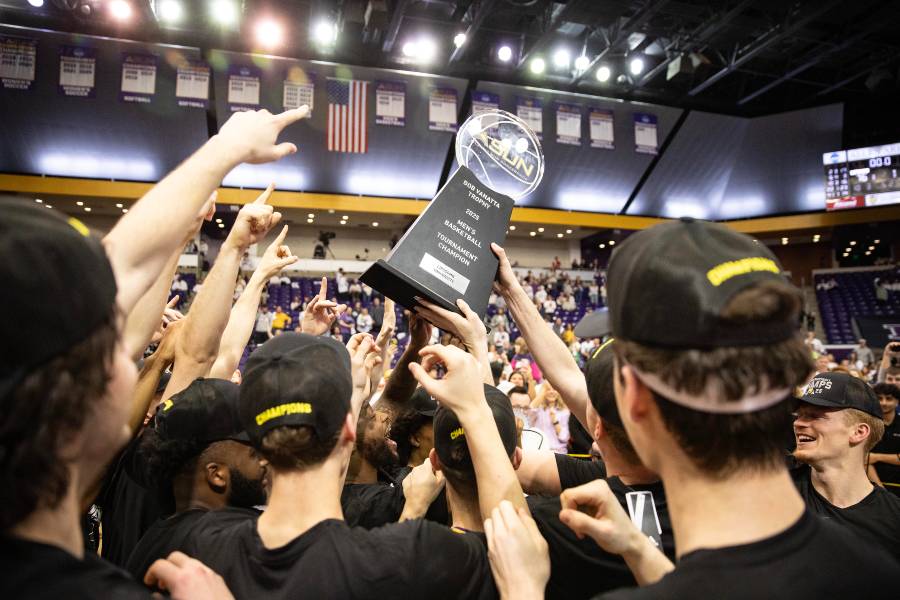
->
[[814, 268, 900, 344]]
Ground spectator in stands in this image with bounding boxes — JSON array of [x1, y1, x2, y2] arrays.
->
[[271, 305, 291, 334], [792, 372, 900, 561], [805, 330, 826, 355], [560, 293, 577, 312], [527, 383, 570, 454], [855, 338, 875, 368], [253, 304, 274, 344], [356, 306, 374, 333], [370, 296, 385, 332], [588, 280, 600, 305], [337, 308, 356, 342], [348, 278, 362, 304], [551, 317, 565, 337], [492, 323, 510, 348], [335, 268, 349, 302], [876, 342, 900, 384], [535, 284, 548, 305], [289, 295, 302, 312], [551, 256, 561, 271], [562, 324, 575, 345], [362, 282, 373, 301], [869, 383, 900, 498], [171, 273, 189, 294], [542, 295, 558, 317], [490, 307, 509, 330]]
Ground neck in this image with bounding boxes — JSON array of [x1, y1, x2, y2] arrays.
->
[[659, 461, 805, 559], [884, 411, 896, 427], [407, 448, 430, 469], [12, 473, 84, 559], [446, 484, 483, 532], [257, 461, 346, 549], [172, 471, 227, 513], [597, 442, 658, 487], [807, 453, 873, 508]]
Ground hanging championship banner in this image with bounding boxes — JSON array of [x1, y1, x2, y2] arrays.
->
[[120, 53, 157, 103], [227, 65, 261, 112], [471, 90, 499, 115], [0, 35, 37, 91], [516, 96, 543, 140], [589, 107, 615, 150], [375, 80, 405, 126], [429, 87, 457, 132], [176, 60, 210, 108], [634, 112, 658, 155], [282, 67, 314, 115], [556, 103, 582, 146], [59, 45, 96, 98]]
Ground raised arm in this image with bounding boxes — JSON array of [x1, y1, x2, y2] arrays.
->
[[414, 298, 494, 386], [301, 277, 347, 336], [376, 314, 433, 415], [163, 186, 282, 398], [104, 106, 308, 314], [368, 298, 397, 397], [410, 344, 529, 518], [492, 243, 592, 429], [209, 225, 298, 379]]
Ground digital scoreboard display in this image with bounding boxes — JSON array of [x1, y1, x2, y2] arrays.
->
[[823, 142, 900, 210]]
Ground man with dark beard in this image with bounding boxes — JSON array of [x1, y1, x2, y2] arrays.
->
[[125, 378, 267, 581]]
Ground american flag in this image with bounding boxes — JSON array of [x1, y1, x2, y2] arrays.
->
[[327, 78, 369, 153]]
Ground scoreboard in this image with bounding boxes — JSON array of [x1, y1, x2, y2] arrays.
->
[[823, 142, 900, 211]]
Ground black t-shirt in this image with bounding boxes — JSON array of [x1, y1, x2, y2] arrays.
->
[[0, 536, 150, 600], [94, 434, 169, 567], [529, 477, 672, 600], [873, 417, 900, 497], [599, 509, 900, 599], [555, 453, 606, 490], [183, 513, 497, 600], [341, 482, 405, 528], [792, 465, 900, 562]]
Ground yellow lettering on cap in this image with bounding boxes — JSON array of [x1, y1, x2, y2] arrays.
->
[[67, 217, 89, 237], [706, 257, 780, 287], [255, 402, 312, 426], [161, 399, 174, 412], [592, 337, 615, 359], [449, 427, 465, 440]]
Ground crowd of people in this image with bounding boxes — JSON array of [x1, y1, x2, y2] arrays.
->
[[2, 104, 899, 600]]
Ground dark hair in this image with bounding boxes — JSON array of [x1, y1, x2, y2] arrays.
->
[[616, 280, 813, 477], [567, 413, 593, 454], [259, 426, 341, 471], [0, 311, 117, 531], [490, 361, 504, 385], [604, 421, 641, 465], [138, 427, 209, 489], [388, 409, 432, 466], [507, 385, 529, 398], [873, 383, 900, 402]]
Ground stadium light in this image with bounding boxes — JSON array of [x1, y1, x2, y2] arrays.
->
[[255, 19, 284, 49], [497, 45, 513, 62], [629, 57, 645, 75], [596, 65, 611, 82], [609, 240, 616, 246], [529, 231, 536, 237], [454, 33, 466, 48], [109, 0, 132, 21], [553, 49, 570, 69], [849, 240, 857, 245], [537, 227, 545, 232], [566, 229, 573, 234], [27, 0, 44, 7], [574, 55, 590, 71], [557, 233, 564, 238], [418, 38, 437, 62], [158, 0, 182, 23], [372, 222, 379, 227], [210, 0, 238, 26], [35, 198, 42, 203], [509, 225, 516, 231], [313, 21, 337, 45], [530, 57, 545, 74], [599, 243, 606, 249]]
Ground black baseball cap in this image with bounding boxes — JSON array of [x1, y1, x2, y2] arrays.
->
[[433, 384, 517, 471], [607, 218, 798, 349], [240, 333, 352, 447], [154, 378, 249, 443], [798, 372, 881, 419], [0, 201, 116, 399], [409, 387, 438, 417], [574, 308, 610, 339], [584, 338, 621, 428]]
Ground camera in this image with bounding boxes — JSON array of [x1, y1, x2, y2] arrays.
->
[[318, 231, 336, 246]]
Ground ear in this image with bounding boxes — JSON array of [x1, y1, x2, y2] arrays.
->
[[621, 364, 653, 423], [410, 432, 421, 449], [205, 462, 228, 493], [849, 421, 871, 447], [511, 446, 523, 471], [342, 413, 357, 446], [593, 415, 604, 443], [429, 447, 442, 473]]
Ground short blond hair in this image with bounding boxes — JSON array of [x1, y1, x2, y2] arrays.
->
[[842, 408, 885, 453]]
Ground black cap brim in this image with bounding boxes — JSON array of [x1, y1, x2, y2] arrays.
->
[[574, 309, 610, 338]]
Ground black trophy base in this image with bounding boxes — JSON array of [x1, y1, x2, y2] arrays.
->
[[360, 259, 458, 314]]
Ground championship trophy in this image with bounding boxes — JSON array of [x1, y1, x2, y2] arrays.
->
[[360, 110, 544, 318]]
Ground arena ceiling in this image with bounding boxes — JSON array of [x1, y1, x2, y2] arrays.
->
[[1, 0, 898, 116]]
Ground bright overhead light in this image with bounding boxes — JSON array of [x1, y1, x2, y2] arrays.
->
[[402, 41, 417, 57], [782, 238, 788, 245], [566, 229, 573, 234], [418, 38, 437, 62], [210, 0, 238, 26], [557, 233, 564, 238], [596, 65, 611, 82], [874, 239, 880, 244], [530, 57, 545, 74], [599, 243, 606, 249], [509, 225, 516, 231], [340, 220, 347, 225], [122, 208, 127, 213], [537, 227, 544, 232], [574, 55, 590, 71], [529, 231, 536, 237], [372, 221, 379, 227], [866, 251, 871, 256], [342, 215, 349, 219], [27, 0, 44, 8], [215, 218, 222, 223], [307, 213, 315, 218], [254, 19, 284, 49], [609, 240, 616, 246], [497, 45, 512, 62], [76, 201, 84, 206], [313, 21, 337, 45], [629, 57, 644, 75], [116, 203, 123, 208], [218, 222, 224, 228], [35, 198, 42, 203], [454, 33, 467, 48], [84, 207, 91, 212], [306, 218, 314, 223], [553, 49, 570, 69], [868, 246, 875, 250], [849, 240, 856, 245], [158, 0, 182, 23], [46, 204, 53, 209], [109, 0, 132, 20]]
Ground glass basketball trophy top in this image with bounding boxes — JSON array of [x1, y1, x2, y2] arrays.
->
[[360, 110, 544, 319], [455, 110, 545, 202]]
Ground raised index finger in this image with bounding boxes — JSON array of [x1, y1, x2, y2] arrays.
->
[[274, 105, 310, 127], [253, 183, 276, 205]]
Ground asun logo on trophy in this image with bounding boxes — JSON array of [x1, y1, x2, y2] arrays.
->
[[361, 110, 545, 318]]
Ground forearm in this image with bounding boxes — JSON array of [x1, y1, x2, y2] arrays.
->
[[399, 498, 430, 521], [504, 286, 590, 426], [868, 464, 884, 487], [516, 449, 562, 496], [104, 137, 238, 313], [123, 250, 181, 360], [459, 404, 529, 518], [179, 239, 245, 365], [870, 452, 900, 466], [209, 274, 266, 379], [129, 355, 170, 435], [378, 342, 425, 413], [622, 532, 675, 586]]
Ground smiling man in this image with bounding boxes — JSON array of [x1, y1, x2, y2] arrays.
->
[[792, 371, 900, 562]]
